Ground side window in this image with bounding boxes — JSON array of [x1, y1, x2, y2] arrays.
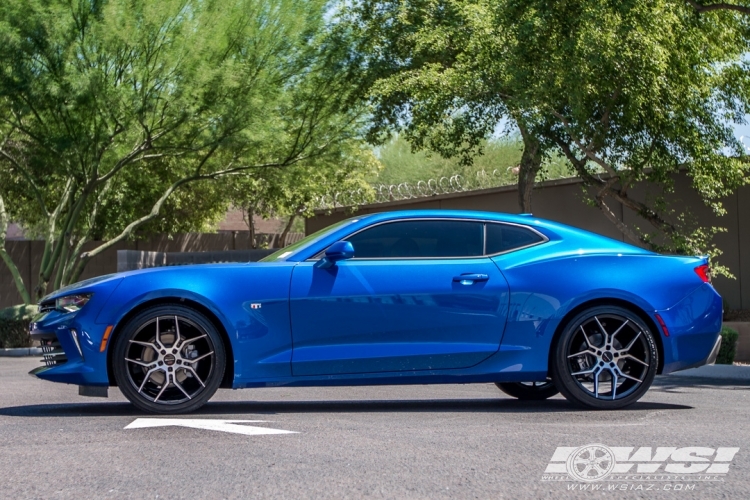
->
[[485, 223, 544, 254], [346, 220, 483, 258]]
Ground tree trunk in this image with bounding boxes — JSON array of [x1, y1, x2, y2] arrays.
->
[[279, 214, 296, 248], [516, 122, 543, 213], [243, 206, 257, 249], [0, 194, 31, 305]]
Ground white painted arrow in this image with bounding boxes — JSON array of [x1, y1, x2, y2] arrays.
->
[[124, 418, 298, 436]]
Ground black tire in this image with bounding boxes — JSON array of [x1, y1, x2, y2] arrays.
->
[[496, 380, 559, 400], [551, 305, 658, 410], [112, 305, 226, 414]]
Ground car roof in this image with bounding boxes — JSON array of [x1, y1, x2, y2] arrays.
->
[[339, 209, 649, 253], [356, 210, 555, 228], [277, 209, 652, 262]]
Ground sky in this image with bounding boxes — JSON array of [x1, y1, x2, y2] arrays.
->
[[734, 122, 750, 152]]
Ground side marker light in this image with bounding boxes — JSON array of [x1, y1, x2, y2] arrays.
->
[[654, 314, 670, 337], [100, 325, 113, 352]]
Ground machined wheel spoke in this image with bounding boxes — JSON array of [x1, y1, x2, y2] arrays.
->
[[185, 351, 214, 364], [173, 378, 192, 400], [155, 317, 166, 349], [174, 316, 182, 345], [618, 371, 643, 383], [610, 320, 629, 342], [125, 358, 150, 368], [611, 372, 618, 400], [181, 334, 207, 347], [593, 370, 600, 398], [571, 367, 596, 377], [623, 331, 643, 352], [129, 340, 157, 350], [594, 316, 609, 341], [620, 354, 649, 367], [568, 349, 596, 359], [138, 367, 160, 393], [184, 366, 206, 387], [153, 375, 170, 402], [580, 326, 596, 349]]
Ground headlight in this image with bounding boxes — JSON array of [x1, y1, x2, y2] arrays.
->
[[56, 294, 93, 313]]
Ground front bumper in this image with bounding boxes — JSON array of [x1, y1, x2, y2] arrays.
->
[[28, 309, 111, 387]]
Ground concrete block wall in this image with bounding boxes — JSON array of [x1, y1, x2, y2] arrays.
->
[[0, 232, 303, 309]]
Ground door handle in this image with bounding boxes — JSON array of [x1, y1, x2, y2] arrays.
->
[[453, 273, 489, 285]]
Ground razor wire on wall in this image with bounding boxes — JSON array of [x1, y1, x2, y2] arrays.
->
[[314, 168, 518, 210]]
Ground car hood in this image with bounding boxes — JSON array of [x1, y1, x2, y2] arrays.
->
[[41, 261, 296, 303]]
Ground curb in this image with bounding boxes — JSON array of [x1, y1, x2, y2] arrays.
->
[[0, 347, 43, 357], [665, 364, 750, 382]]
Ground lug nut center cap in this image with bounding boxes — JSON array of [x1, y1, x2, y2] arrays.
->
[[164, 354, 176, 366], [602, 351, 613, 363]]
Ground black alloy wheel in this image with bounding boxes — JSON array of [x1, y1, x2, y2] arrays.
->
[[551, 306, 658, 410], [495, 380, 559, 400], [112, 305, 226, 414]]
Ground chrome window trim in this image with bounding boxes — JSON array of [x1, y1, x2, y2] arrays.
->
[[307, 217, 549, 261]]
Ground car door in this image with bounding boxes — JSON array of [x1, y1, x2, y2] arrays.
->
[[289, 219, 510, 376]]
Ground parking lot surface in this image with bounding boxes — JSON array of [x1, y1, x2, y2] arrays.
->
[[1, 357, 749, 499]]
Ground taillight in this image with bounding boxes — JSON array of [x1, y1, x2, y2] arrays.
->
[[694, 264, 711, 284]]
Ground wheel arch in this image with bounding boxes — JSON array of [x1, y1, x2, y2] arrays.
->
[[547, 297, 664, 375], [106, 296, 235, 388]]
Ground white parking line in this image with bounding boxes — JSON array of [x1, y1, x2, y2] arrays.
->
[[124, 418, 298, 436]]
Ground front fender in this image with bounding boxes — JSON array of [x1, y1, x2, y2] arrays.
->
[[95, 287, 235, 338], [94, 264, 295, 385]]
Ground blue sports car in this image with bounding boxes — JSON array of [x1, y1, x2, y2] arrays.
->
[[29, 210, 722, 413]]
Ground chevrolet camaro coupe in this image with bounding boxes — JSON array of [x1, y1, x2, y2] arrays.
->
[[29, 210, 722, 413]]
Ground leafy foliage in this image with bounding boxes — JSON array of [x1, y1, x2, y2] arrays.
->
[[0, 0, 370, 300], [337, 0, 750, 272], [717, 326, 739, 365]]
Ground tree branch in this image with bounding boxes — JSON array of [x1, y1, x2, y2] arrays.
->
[[0, 139, 50, 217], [550, 110, 618, 177], [687, 1, 750, 14]]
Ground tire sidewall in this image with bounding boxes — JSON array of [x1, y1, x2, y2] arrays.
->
[[112, 305, 226, 414], [552, 306, 658, 410]]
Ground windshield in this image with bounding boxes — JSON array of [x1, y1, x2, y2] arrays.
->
[[259, 217, 361, 262]]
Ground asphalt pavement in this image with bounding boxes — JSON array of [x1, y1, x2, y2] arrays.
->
[[1, 357, 749, 499]]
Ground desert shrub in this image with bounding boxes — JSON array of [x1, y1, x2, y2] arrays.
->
[[0, 305, 36, 348], [716, 326, 739, 365]]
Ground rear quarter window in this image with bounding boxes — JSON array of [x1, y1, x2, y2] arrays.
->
[[485, 223, 545, 254]]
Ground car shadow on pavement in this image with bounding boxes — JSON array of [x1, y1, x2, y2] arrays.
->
[[0, 398, 691, 418], [653, 374, 750, 393]]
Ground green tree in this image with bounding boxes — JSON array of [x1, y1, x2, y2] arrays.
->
[[0, 0, 368, 302], [226, 144, 381, 248], [338, 1, 750, 270]]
